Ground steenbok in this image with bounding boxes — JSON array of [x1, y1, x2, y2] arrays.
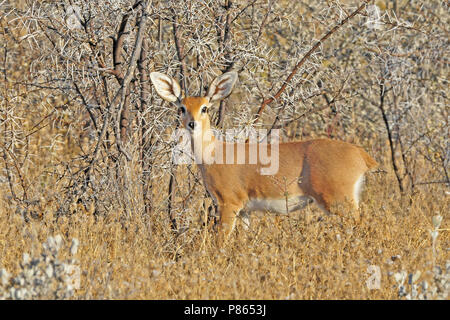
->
[[150, 71, 378, 243]]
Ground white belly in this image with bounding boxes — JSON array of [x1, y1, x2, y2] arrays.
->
[[246, 195, 312, 214]]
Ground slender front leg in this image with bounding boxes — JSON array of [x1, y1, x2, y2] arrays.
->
[[217, 204, 241, 245]]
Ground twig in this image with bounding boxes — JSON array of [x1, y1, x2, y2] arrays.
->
[[378, 79, 404, 194], [114, 0, 151, 160], [171, 8, 188, 93], [253, 0, 372, 123]]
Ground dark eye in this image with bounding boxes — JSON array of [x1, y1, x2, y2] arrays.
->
[[179, 106, 186, 114], [201, 106, 208, 113]]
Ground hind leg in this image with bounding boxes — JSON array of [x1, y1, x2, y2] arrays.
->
[[350, 175, 365, 222], [333, 196, 361, 223], [312, 192, 361, 223], [312, 197, 332, 215]]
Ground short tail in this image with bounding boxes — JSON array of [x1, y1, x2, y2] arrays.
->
[[359, 148, 378, 171]]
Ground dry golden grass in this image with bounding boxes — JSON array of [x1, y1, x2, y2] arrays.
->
[[0, 162, 448, 299]]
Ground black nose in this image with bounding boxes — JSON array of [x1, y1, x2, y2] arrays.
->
[[188, 122, 196, 130]]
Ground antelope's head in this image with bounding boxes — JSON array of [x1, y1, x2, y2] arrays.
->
[[150, 71, 238, 136]]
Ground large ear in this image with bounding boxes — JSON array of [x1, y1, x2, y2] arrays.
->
[[150, 72, 182, 103], [207, 71, 238, 102]]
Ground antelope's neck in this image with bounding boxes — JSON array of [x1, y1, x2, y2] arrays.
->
[[190, 126, 218, 165]]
